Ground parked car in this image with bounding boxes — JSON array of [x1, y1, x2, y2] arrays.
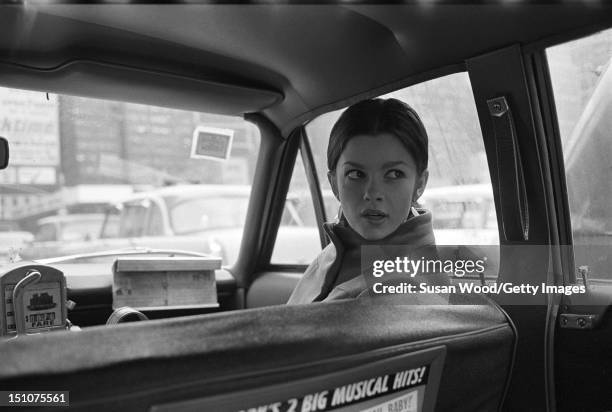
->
[[419, 183, 498, 245], [33, 185, 323, 265], [19, 214, 109, 260]]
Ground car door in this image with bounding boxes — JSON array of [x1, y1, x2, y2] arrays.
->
[[465, 27, 612, 411]]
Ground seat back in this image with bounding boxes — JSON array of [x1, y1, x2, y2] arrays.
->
[[0, 296, 515, 411]]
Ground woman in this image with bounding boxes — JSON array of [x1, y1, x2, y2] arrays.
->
[[288, 98, 448, 304]]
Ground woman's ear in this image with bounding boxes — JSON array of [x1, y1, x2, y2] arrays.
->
[[327, 171, 340, 201], [413, 169, 429, 203]]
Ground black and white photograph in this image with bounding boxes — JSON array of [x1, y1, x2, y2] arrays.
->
[[0, 1, 611, 411]]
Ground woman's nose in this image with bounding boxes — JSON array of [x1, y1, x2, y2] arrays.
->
[[363, 178, 384, 201]]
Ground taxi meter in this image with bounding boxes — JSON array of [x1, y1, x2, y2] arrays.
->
[[0, 262, 68, 337]]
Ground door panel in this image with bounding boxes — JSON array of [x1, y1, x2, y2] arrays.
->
[[467, 45, 553, 411]]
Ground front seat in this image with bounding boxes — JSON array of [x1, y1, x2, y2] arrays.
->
[[0, 295, 515, 411]]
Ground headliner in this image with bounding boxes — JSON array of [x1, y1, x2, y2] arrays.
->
[[1, 3, 611, 135]]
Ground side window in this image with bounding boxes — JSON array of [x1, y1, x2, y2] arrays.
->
[[271, 153, 322, 265], [306, 72, 499, 249], [547, 28, 612, 281]]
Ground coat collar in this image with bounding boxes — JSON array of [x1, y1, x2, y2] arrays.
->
[[287, 209, 436, 304], [324, 208, 436, 251]]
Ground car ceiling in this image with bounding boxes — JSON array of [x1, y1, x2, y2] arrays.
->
[[1, 3, 611, 136]]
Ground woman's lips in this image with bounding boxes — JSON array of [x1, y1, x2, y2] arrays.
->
[[361, 209, 387, 224]]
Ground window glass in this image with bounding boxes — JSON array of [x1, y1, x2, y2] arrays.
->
[[169, 197, 250, 235], [306, 72, 499, 248], [0, 87, 260, 265], [146, 203, 165, 236], [547, 28, 612, 280], [118, 204, 147, 238], [100, 208, 120, 239], [271, 154, 323, 265]]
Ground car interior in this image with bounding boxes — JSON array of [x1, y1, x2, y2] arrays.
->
[[0, 3, 611, 411]]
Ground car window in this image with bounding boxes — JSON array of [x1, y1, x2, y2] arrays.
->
[[271, 155, 323, 265], [547, 28, 612, 281], [118, 203, 148, 238], [146, 203, 165, 236], [100, 208, 121, 239], [306, 72, 499, 249], [0, 86, 260, 265]]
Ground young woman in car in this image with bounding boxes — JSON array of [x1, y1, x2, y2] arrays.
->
[[288, 98, 448, 304]]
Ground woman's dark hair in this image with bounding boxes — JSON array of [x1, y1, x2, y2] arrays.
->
[[327, 98, 428, 174]]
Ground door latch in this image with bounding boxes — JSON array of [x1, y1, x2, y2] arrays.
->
[[559, 313, 597, 330]]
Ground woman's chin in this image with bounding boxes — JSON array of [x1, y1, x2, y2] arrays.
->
[[355, 225, 393, 241]]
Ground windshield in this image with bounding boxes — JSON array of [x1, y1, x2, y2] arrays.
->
[[0, 87, 261, 265]]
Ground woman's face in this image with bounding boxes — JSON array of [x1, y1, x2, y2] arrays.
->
[[329, 133, 428, 240]]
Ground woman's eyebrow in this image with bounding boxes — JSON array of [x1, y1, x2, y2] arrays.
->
[[342, 160, 409, 168], [342, 161, 365, 168], [382, 160, 409, 168]]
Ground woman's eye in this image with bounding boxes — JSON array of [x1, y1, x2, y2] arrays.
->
[[385, 169, 405, 179], [346, 170, 363, 179]]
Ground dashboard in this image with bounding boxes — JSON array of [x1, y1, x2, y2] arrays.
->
[[0, 258, 237, 336]]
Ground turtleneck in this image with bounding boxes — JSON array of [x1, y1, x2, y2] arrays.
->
[[314, 209, 437, 301]]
